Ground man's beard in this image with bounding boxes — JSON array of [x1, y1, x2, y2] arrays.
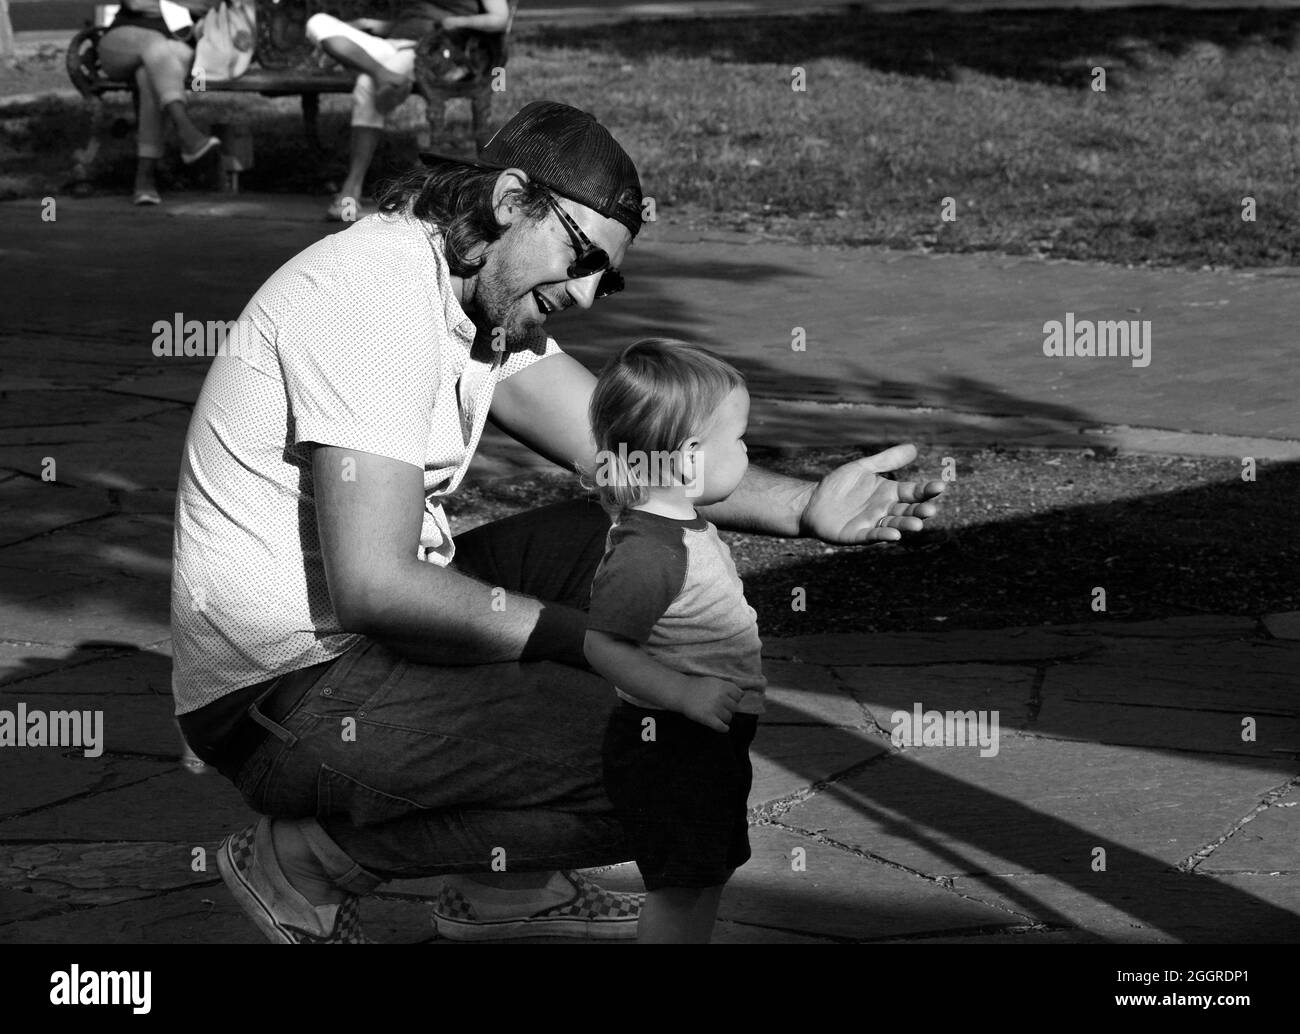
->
[[466, 246, 547, 355]]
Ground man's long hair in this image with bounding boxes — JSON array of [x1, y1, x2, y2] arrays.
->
[[377, 162, 551, 278]]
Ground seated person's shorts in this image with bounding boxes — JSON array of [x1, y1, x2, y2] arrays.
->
[[602, 701, 758, 891]]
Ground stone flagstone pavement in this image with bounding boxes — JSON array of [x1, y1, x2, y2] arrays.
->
[[1, 618, 1296, 943]]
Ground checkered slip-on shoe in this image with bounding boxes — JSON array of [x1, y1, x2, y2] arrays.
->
[[218, 819, 371, 944], [431, 870, 643, 941]]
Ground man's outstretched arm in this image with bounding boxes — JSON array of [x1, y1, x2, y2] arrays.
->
[[312, 444, 588, 667], [490, 353, 947, 545], [700, 443, 946, 543]]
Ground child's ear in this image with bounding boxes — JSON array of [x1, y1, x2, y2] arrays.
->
[[678, 437, 701, 483]]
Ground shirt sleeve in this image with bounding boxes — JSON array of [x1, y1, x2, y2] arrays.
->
[[586, 519, 689, 643], [497, 333, 564, 381], [274, 250, 439, 469]]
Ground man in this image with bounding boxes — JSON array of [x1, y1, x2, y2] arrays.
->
[[171, 100, 946, 943], [304, 0, 512, 220]]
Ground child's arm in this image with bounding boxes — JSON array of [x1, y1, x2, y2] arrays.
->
[[585, 629, 743, 732]]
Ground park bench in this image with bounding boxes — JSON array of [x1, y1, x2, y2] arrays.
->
[[65, 0, 516, 188]]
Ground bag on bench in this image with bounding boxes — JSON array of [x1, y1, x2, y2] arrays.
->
[[193, 0, 258, 82], [416, 27, 495, 86]]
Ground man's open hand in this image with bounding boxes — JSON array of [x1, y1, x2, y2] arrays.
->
[[798, 443, 946, 545]]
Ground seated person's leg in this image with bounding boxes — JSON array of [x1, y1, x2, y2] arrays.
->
[[307, 12, 411, 114], [96, 24, 147, 81], [332, 91, 385, 217], [139, 35, 213, 157], [305, 12, 396, 56], [131, 67, 163, 201], [132, 67, 165, 160], [309, 15, 414, 214], [98, 28, 212, 194], [138, 36, 193, 106]]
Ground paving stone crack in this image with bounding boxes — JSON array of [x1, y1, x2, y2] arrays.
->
[[870, 921, 1072, 943], [0, 768, 170, 825], [1177, 775, 1300, 873], [759, 720, 868, 728], [95, 750, 186, 764], [749, 750, 897, 822], [0, 438, 101, 446], [1040, 699, 1300, 717], [712, 917, 862, 944], [1025, 665, 1047, 725], [0, 511, 119, 550], [7, 878, 226, 922], [828, 665, 894, 739], [0, 645, 148, 687], [101, 388, 197, 408], [121, 404, 196, 424], [761, 818, 1044, 925], [787, 647, 1105, 668], [1013, 729, 1300, 760]]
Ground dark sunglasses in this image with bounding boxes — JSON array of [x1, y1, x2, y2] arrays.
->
[[544, 193, 624, 299]]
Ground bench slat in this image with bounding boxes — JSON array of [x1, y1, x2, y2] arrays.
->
[[203, 73, 354, 93]]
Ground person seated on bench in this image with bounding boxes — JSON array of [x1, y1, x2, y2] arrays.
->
[[98, 0, 222, 205], [305, 1, 510, 221]]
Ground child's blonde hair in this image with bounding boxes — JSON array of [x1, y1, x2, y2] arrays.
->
[[587, 338, 745, 512]]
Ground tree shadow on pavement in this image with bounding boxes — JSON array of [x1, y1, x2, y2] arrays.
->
[[733, 702, 1300, 942], [739, 459, 1300, 633], [1, 638, 1294, 942]]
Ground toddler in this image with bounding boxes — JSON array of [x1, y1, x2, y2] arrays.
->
[[584, 338, 766, 944]]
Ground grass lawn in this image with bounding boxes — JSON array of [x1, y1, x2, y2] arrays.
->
[[3, 7, 1300, 267]]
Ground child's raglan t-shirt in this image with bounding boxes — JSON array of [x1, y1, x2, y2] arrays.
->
[[586, 509, 767, 715]]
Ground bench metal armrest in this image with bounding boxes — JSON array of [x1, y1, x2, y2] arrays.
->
[[66, 26, 114, 99]]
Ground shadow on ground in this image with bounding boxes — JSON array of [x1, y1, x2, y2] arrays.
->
[[737, 457, 1299, 634], [524, 6, 1300, 87], [733, 698, 1299, 943], [1, 640, 1294, 942]]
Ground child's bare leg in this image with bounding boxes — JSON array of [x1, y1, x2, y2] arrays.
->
[[687, 884, 726, 940], [638, 884, 725, 944]]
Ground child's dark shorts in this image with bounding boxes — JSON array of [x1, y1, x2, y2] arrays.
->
[[602, 700, 758, 891]]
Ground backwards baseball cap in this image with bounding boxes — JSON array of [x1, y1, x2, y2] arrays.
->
[[420, 100, 644, 237]]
